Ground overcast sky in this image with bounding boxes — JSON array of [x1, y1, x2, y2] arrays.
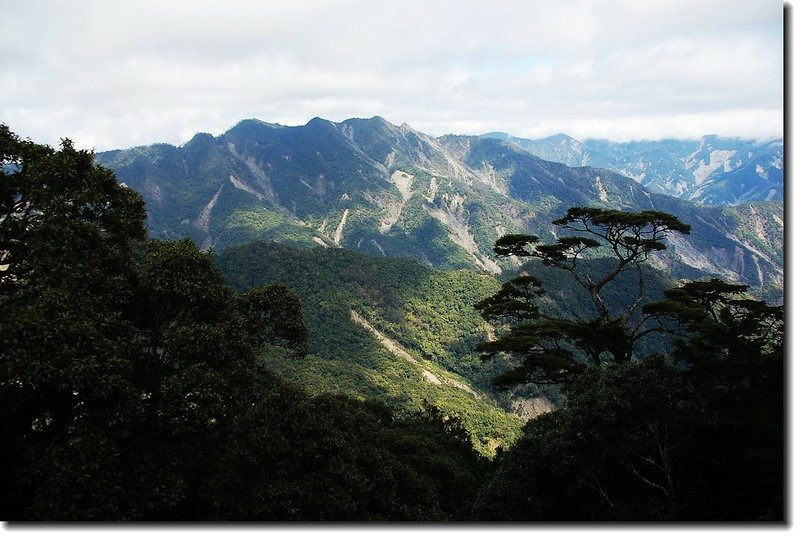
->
[[1, 0, 784, 150]]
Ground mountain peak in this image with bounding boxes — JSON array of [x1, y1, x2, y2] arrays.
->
[[340, 116, 395, 129], [542, 132, 580, 144], [224, 119, 285, 141], [236, 118, 283, 129], [368, 115, 392, 126], [184, 131, 216, 147], [306, 116, 335, 128], [480, 132, 510, 141]]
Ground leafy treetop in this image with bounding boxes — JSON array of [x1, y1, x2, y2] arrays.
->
[[476, 207, 692, 387], [492, 208, 691, 322]]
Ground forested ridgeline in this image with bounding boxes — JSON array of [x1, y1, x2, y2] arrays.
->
[[1, 126, 784, 521]]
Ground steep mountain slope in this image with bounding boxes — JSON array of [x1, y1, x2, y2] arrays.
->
[[96, 117, 783, 297], [214, 241, 682, 446], [483, 132, 784, 206], [215, 241, 525, 455]]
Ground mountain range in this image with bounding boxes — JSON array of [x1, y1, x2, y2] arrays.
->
[[482, 132, 783, 206], [95, 116, 784, 299]]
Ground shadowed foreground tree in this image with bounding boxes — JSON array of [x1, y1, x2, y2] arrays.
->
[[125, 239, 308, 519], [475, 277, 784, 521], [643, 279, 784, 519], [643, 278, 783, 394], [1, 126, 151, 518], [475, 360, 710, 520], [0, 127, 301, 519], [206, 385, 488, 521], [475, 207, 691, 387], [473, 205, 782, 520]]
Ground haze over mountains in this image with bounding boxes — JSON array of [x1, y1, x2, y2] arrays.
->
[[482, 132, 783, 206], [95, 116, 784, 299]]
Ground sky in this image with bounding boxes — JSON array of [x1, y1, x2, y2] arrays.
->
[[0, 0, 784, 151]]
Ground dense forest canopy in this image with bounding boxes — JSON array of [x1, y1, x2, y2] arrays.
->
[[215, 240, 526, 457]]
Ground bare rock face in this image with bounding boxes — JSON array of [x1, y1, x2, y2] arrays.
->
[[510, 396, 556, 421]]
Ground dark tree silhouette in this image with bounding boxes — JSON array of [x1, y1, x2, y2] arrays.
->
[[477, 280, 784, 521], [475, 207, 691, 387]]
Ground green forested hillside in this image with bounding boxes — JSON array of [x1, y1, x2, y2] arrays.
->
[[215, 240, 685, 452], [216, 241, 525, 455]]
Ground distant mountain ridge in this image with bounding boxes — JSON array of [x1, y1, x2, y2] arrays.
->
[[95, 116, 784, 299], [481, 132, 783, 206]]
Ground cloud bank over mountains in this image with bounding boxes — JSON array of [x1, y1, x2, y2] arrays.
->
[[1, 0, 783, 150]]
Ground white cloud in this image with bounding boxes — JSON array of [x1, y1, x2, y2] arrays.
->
[[0, 0, 783, 150]]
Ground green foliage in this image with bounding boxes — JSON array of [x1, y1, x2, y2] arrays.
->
[[217, 205, 323, 250], [493, 234, 539, 257], [643, 278, 783, 392], [478, 277, 784, 521], [642, 279, 784, 512], [226, 206, 286, 232], [476, 207, 690, 387], [0, 229, 278, 519], [552, 207, 692, 236], [1, 126, 151, 519], [216, 241, 523, 456], [240, 284, 308, 358], [472, 275, 544, 323], [206, 378, 490, 521], [0, 125, 147, 295], [476, 360, 709, 520], [473, 209, 781, 520]]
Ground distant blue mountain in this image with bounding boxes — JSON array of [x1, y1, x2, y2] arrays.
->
[[481, 133, 783, 206]]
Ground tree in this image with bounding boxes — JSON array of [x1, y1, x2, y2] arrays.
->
[[477, 279, 784, 521], [642, 279, 784, 519], [643, 278, 783, 391], [0, 126, 151, 519], [0, 127, 310, 520], [240, 283, 308, 358], [475, 359, 721, 521], [205, 381, 488, 521], [475, 207, 691, 386], [0, 125, 147, 295]]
